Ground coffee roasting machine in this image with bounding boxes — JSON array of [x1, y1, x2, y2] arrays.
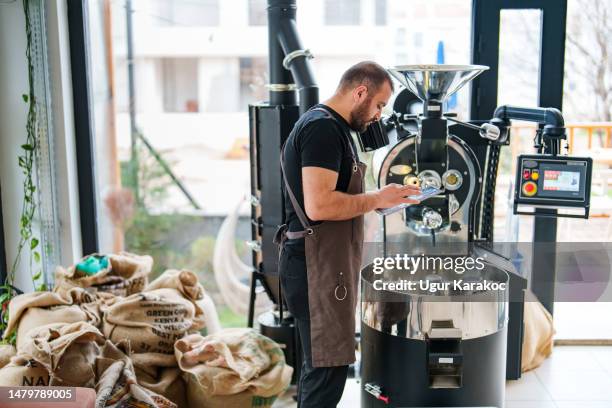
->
[[359, 65, 591, 407], [248, 0, 590, 406]]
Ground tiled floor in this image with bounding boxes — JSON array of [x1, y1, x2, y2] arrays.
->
[[275, 346, 612, 407]]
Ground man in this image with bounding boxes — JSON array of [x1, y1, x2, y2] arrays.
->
[[277, 61, 421, 407]]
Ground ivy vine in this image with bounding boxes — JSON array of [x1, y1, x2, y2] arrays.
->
[[1, 0, 45, 343]]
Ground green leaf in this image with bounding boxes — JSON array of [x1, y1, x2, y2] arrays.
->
[[33, 251, 40, 263], [0, 293, 9, 304], [22, 94, 28, 103], [21, 144, 34, 151], [32, 270, 41, 281], [30, 238, 39, 249], [36, 283, 47, 292]]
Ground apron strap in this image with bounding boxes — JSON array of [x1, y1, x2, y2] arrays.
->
[[311, 106, 358, 166], [280, 142, 312, 231], [278, 105, 359, 238]]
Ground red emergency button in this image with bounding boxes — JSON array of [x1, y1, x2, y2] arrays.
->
[[523, 169, 531, 180], [522, 181, 537, 196]]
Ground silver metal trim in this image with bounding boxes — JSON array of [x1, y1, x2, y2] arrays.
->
[[266, 83, 298, 92], [282, 49, 313, 70], [375, 134, 477, 248], [443, 169, 463, 191]]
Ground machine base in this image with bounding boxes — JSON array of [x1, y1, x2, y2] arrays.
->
[[361, 323, 507, 407]]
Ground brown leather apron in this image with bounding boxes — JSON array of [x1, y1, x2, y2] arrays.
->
[[276, 107, 366, 367]]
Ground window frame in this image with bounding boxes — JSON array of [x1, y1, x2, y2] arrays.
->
[[66, 0, 100, 255], [0, 186, 6, 285]]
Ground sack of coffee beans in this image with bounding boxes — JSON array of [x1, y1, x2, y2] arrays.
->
[[175, 329, 292, 408], [19, 321, 105, 388], [144, 269, 206, 330], [3, 288, 100, 352], [102, 288, 198, 354], [55, 252, 153, 297], [131, 351, 188, 408], [0, 356, 50, 386], [95, 340, 176, 408]]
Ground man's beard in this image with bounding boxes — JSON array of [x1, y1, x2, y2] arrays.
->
[[349, 97, 376, 133]]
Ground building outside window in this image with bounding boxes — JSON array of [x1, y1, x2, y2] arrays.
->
[[161, 58, 199, 113], [239, 57, 268, 110], [249, 0, 267, 26], [375, 0, 387, 26], [150, 0, 220, 27], [324, 0, 361, 26]]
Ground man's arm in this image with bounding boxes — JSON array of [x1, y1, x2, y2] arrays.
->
[[302, 166, 421, 221]]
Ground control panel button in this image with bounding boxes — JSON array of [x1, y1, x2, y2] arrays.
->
[[523, 169, 531, 180], [531, 170, 539, 180], [522, 181, 537, 197]]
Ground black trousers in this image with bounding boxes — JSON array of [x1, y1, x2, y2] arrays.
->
[[279, 250, 349, 408]]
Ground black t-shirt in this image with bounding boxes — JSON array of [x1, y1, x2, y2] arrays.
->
[[282, 104, 359, 257]]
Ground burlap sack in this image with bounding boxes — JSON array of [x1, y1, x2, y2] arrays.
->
[[145, 269, 203, 301], [2, 288, 101, 351], [96, 340, 176, 408], [102, 288, 198, 354], [0, 356, 49, 386], [145, 269, 206, 330], [19, 321, 105, 387], [131, 351, 188, 408], [183, 374, 280, 408], [522, 291, 555, 372], [175, 329, 292, 408], [55, 252, 153, 297], [0, 344, 16, 368]]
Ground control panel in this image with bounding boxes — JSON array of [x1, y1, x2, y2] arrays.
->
[[513, 155, 592, 218]]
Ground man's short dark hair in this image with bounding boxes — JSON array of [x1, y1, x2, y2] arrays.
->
[[338, 61, 395, 94]]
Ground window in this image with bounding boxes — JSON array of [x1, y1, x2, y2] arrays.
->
[[249, 0, 267, 26], [375, 0, 387, 26], [324, 0, 361, 26], [150, 0, 219, 27], [161, 58, 199, 113], [239, 57, 268, 110]]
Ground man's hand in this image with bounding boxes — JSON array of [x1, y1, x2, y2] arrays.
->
[[375, 183, 421, 209], [302, 167, 421, 221]]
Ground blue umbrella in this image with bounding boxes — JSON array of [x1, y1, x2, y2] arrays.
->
[[437, 40, 458, 110]]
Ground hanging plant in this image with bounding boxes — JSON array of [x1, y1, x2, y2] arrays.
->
[[0, 0, 45, 343]]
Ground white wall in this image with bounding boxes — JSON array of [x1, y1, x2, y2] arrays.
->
[[0, 1, 36, 292]]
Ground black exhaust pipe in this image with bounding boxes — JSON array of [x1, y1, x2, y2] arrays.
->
[[267, 0, 319, 113]]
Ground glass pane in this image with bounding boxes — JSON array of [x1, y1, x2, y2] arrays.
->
[[147, 0, 220, 27], [324, 0, 361, 26], [495, 9, 543, 243], [390, 0, 472, 120], [249, 0, 267, 26], [556, 0, 612, 340], [85, 0, 473, 329], [375, 0, 387, 26], [86, 0, 258, 329], [19, 0, 61, 289]]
